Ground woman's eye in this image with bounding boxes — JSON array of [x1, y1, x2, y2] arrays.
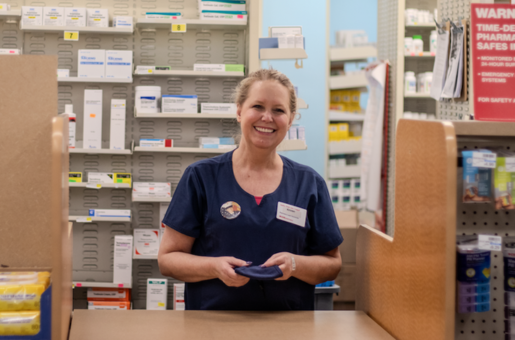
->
[[274, 109, 285, 113], [253, 105, 262, 109]]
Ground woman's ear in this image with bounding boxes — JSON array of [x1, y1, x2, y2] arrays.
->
[[236, 104, 242, 123]]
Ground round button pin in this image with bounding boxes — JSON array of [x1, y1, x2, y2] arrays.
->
[[221, 201, 241, 220]]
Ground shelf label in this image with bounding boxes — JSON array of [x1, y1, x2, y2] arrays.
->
[[118, 283, 124, 288], [64, 31, 79, 41], [478, 234, 502, 251], [76, 283, 82, 287], [76, 217, 92, 223], [472, 152, 496, 168], [171, 23, 187, 33], [86, 183, 102, 189]]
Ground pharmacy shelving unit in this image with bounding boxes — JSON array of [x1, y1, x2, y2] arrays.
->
[[0, 0, 262, 311], [357, 119, 515, 340], [326, 46, 375, 182]]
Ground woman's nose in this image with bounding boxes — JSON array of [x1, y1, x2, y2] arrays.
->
[[262, 110, 273, 122]]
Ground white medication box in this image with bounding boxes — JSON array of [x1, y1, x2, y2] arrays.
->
[[140, 139, 173, 148], [0, 4, 10, 11], [113, 235, 133, 285], [57, 69, 69, 78], [288, 126, 298, 140], [0, 49, 20, 55], [22, 7, 43, 26], [78, 49, 106, 78], [83, 89, 103, 149], [43, 7, 64, 26], [200, 10, 247, 21], [297, 126, 306, 141], [198, 137, 235, 147], [162, 95, 198, 114], [193, 64, 225, 72], [86, 8, 108, 27], [134, 229, 160, 257], [88, 172, 114, 183], [110, 99, 126, 150], [174, 283, 185, 310], [199, 0, 246, 11], [201, 103, 237, 114], [113, 16, 133, 28], [105, 50, 132, 79], [89, 209, 131, 218], [147, 279, 167, 310], [64, 8, 86, 26], [133, 182, 171, 200], [87, 288, 130, 301], [145, 12, 182, 19]]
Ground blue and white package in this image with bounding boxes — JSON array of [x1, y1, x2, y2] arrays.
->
[[462, 150, 493, 203], [456, 237, 491, 313], [505, 238, 515, 293], [162, 95, 198, 114]]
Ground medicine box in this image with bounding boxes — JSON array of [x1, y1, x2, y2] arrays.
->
[[105, 50, 133, 79], [193, 64, 225, 72], [43, 7, 65, 26], [147, 279, 167, 310], [200, 10, 247, 20], [199, 0, 246, 11], [22, 6, 43, 26], [113, 235, 133, 285], [297, 126, 306, 141], [57, 69, 69, 78], [134, 229, 160, 257], [64, 7, 86, 27], [89, 209, 131, 218], [83, 89, 103, 149], [198, 137, 235, 147], [88, 172, 114, 183], [78, 50, 106, 78], [162, 95, 198, 114], [110, 99, 126, 150], [86, 8, 108, 27], [132, 182, 171, 199], [69, 172, 83, 182], [201, 103, 237, 114], [174, 283, 185, 310], [140, 139, 173, 148], [113, 16, 133, 28], [87, 288, 130, 301], [0, 3, 10, 11], [0, 49, 20, 55], [288, 126, 298, 140], [145, 12, 182, 19]]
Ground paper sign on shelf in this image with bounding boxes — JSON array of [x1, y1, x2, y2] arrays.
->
[[64, 31, 79, 41], [478, 234, 502, 251], [471, 152, 496, 168], [172, 23, 186, 33]]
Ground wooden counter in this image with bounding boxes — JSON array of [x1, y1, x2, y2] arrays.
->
[[69, 310, 395, 340]]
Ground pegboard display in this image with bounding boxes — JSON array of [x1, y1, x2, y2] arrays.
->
[[455, 137, 515, 339], [0, 0, 257, 309], [437, 0, 471, 121]]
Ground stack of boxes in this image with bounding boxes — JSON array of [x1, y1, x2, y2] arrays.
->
[[87, 288, 131, 310], [198, 0, 248, 21], [77, 50, 133, 79], [21, 6, 132, 28], [330, 90, 362, 113], [199, 137, 236, 149], [284, 125, 306, 141], [329, 178, 361, 211], [0, 272, 50, 336]]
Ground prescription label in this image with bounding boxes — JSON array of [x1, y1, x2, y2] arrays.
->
[[171, 23, 186, 33], [64, 31, 79, 41]]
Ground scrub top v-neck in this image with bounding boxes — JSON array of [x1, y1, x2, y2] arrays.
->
[[162, 150, 343, 311]]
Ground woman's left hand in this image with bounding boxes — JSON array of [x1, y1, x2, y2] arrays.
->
[[261, 252, 296, 281]]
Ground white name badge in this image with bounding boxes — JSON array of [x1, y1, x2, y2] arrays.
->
[[276, 202, 307, 227]]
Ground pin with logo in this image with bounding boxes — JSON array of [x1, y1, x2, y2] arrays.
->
[[221, 201, 241, 220]]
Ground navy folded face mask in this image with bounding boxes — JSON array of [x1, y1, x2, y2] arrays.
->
[[234, 265, 283, 280]]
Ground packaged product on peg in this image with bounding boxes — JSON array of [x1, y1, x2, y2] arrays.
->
[[462, 150, 494, 203]]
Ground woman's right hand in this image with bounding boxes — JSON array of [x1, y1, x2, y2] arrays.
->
[[213, 257, 250, 287]]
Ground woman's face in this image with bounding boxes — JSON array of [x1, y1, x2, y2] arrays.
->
[[237, 80, 294, 150]]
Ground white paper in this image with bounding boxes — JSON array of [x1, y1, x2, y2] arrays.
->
[[430, 30, 450, 100], [478, 234, 502, 251], [360, 63, 387, 214]]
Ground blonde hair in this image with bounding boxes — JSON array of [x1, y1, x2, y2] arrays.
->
[[234, 69, 297, 116]]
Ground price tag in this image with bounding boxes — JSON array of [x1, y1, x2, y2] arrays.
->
[[64, 31, 79, 41], [472, 152, 496, 168], [506, 158, 515, 172], [171, 23, 187, 33], [478, 234, 502, 251], [86, 183, 102, 189], [76, 217, 92, 223]]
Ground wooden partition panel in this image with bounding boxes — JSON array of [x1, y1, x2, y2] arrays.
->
[[0, 56, 71, 340], [356, 120, 458, 340]]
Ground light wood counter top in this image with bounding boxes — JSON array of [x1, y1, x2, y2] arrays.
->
[[69, 310, 395, 340]]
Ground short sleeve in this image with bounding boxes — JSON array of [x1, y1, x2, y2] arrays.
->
[[162, 166, 205, 238], [306, 176, 343, 255]]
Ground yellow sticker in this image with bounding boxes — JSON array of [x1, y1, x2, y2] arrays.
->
[[87, 217, 92, 222], [171, 23, 187, 33], [64, 31, 79, 41], [158, 302, 165, 307]]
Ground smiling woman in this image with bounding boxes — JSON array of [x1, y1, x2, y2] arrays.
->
[[157, 69, 343, 311]]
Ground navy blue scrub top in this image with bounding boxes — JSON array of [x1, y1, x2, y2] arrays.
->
[[162, 150, 343, 311]]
